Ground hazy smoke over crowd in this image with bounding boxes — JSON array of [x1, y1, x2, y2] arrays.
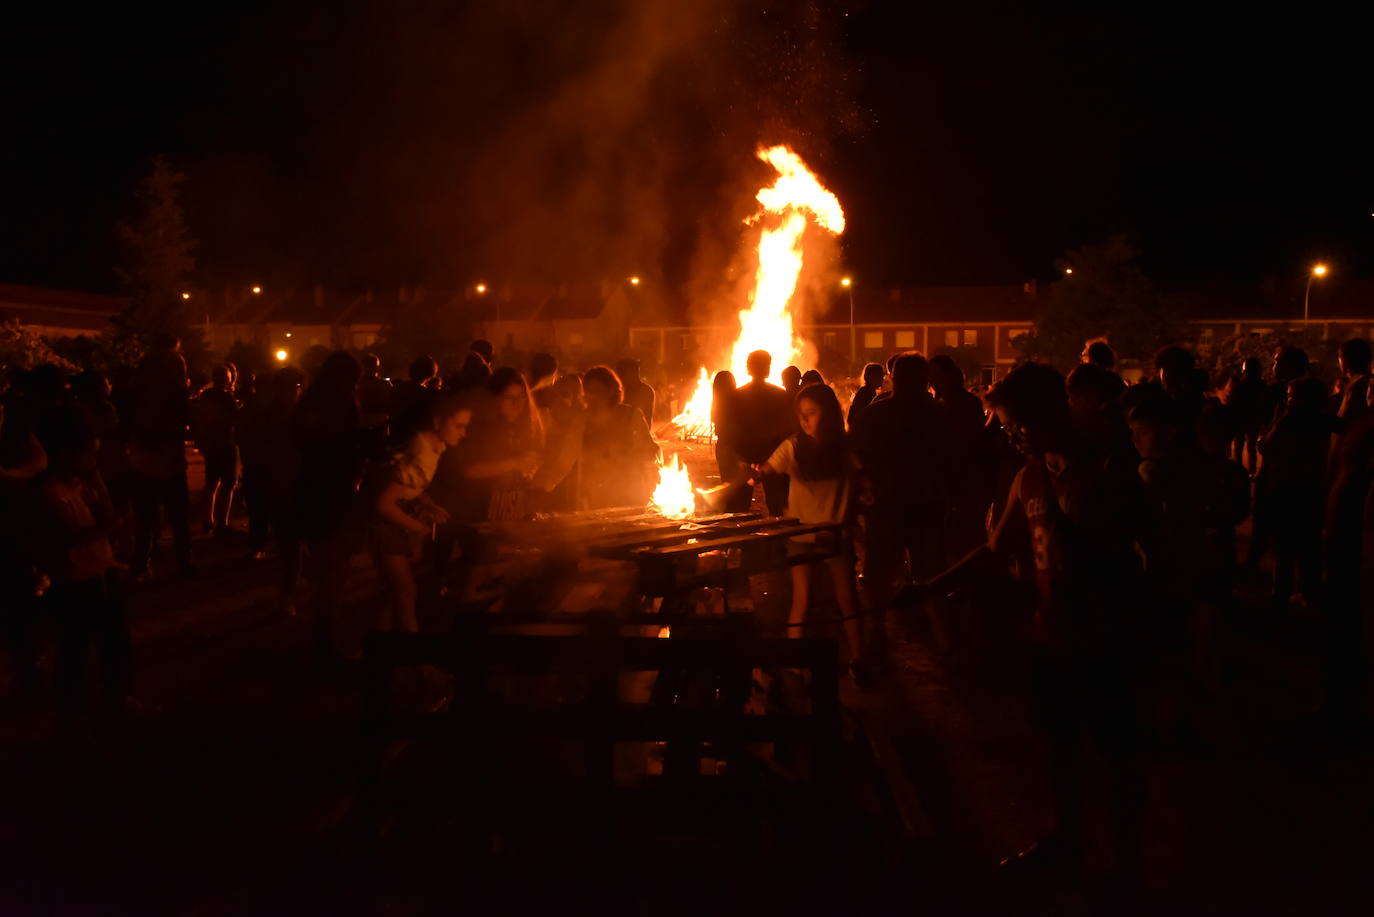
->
[[189, 0, 860, 323]]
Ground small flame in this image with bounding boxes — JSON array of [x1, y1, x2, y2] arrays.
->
[[651, 453, 695, 519]]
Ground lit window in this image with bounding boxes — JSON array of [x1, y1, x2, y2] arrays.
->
[[863, 331, 884, 349], [964, 329, 978, 346], [895, 330, 916, 348], [944, 330, 959, 348]]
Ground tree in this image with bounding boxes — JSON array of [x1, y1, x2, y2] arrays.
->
[[116, 155, 204, 364], [46, 330, 145, 375], [1022, 235, 1182, 369], [0, 319, 78, 372]]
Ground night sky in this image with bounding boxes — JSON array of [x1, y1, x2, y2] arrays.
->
[[4, 1, 1371, 305]]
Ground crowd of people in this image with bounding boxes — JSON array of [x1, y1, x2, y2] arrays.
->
[[3, 328, 1373, 881], [0, 337, 666, 714], [708, 336, 1374, 880]]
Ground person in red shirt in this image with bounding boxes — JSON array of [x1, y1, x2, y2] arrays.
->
[[903, 361, 1148, 883]]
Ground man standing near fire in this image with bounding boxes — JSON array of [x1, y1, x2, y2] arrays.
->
[[728, 350, 794, 516]]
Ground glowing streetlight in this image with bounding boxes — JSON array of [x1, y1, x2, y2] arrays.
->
[[1304, 263, 1328, 323], [475, 283, 487, 295], [275, 349, 288, 362], [181, 291, 191, 300], [842, 277, 856, 363], [1064, 267, 1074, 275], [251, 285, 262, 295], [628, 276, 641, 286]]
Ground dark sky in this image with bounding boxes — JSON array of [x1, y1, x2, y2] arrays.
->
[[4, 1, 1372, 306]]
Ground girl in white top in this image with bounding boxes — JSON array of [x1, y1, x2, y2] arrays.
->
[[755, 383, 864, 670], [371, 395, 472, 633]]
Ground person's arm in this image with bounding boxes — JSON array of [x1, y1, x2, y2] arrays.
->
[[465, 449, 539, 479], [897, 468, 1025, 605], [753, 437, 793, 476], [375, 481, 432, 536]]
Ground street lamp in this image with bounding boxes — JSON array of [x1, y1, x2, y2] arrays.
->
[[1304, 263, 1328, 323], [251, 285, 262, 295], [629, 276, 641, 286], [841, 277, 855, 364], [275, 349, 288, 362], [475, 283, 487, 295], [180, 291, 191, 300]]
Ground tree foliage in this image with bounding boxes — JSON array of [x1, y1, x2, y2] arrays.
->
[[45, 331, 146, 375], [0, 319, 78, 372], [116, 155, 204, 364], [1023, 235, 1182, 369]]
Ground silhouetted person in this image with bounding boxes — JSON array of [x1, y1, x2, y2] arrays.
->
[[356, 351, 392, 435], [1324, 378, 1374, 724], [128, 335, 193, 579], [1224, 357, 1266, 474], [852, 352, 952, 658], [1153, 345, 1204, 440], [530, 352, 560, 412], [193, 364, 240, 536], [847, 362, 885, 429], [731, 351, 794, 515], [290, 351, 365, 655], [780, 365, 802, 398], [904, 361, 1147, 882], [74, 370, 131, 557], [710, 369, 739, 474], [239, 366, 304, 561], [930, 355, 993, 557], [581, 366, 658, 509], [0, 393, 48, 700], [1334, 337, 1371, 423], [470, 339, 494, 366], [35, 418, 131, 716], [1263, 346, 1311, 435], [1130, 395, 1248, 740], [390, 355, 442, 445], [443, 367, 543, 523], [1082, 337, 1128, 400], [531, 370, 586, 512], [1245, 348, 1303, 575], [449, 351, 492, 394], [1256, 377, 1331, 604], [800, 368, 824, 387], [616, 358, 656, 427], [1066, 363, 1137, 473]]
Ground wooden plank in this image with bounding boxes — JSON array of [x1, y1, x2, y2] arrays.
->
[[626, 522, 840, 559], [586, 515, 781, 555]]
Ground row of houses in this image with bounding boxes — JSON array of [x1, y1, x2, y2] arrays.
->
[[4, 280, 1373, 383]]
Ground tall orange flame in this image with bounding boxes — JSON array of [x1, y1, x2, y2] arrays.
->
[[669, 145, 845, 435]]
